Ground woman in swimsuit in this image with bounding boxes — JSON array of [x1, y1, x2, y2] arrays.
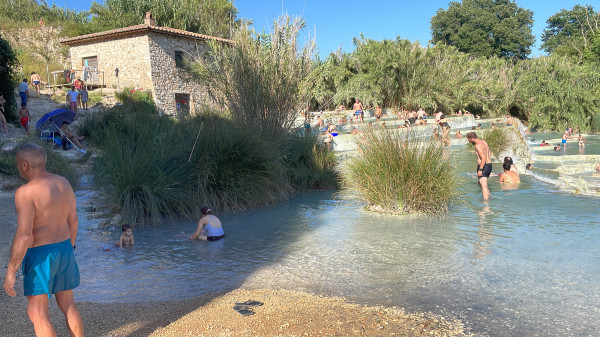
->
[[190, 206, 225, 241]]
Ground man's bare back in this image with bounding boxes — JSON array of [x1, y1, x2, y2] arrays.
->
[[17, 173, 75, 247], [474, 139, 491, 167], [499, 170, 520, 183]]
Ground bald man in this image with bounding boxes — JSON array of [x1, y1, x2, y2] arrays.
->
[[3, 144, 83, 337]]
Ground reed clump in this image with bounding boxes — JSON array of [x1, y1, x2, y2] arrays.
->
[[346, 129, 456, 214], [85, 102, 339, 224], [482, 128, 509, 159], [466, 128, 510, 159]]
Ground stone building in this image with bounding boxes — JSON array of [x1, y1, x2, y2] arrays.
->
[[60, 13, 232, 116]]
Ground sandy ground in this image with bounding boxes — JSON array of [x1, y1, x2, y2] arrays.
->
[[0, 95, 470, 336]]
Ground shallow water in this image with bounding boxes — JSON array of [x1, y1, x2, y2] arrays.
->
[[72, 141, 600, 336]]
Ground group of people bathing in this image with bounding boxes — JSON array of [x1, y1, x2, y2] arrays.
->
[[4, 143, 225, 336], [467, 132, 521, 200]]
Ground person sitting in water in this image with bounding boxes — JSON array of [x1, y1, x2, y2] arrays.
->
[[190, 206, 225, 241], [540, 140, 549, 146], [525, 163, 532, 171], [115, 224, 135, 247], [327, 122, 338, 134], [499, 163, 520, 183], [375, 105, 383, 120], [350, 127, 359, 135], [553, 145, 561, 151], [455, 130, 463, 138], [323, 130, 333, 149], [504, 157, 518, 174]]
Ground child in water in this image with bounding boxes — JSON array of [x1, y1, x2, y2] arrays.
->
[[115, 224, 135, 247]]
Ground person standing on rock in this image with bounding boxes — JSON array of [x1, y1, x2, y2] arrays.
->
[[467, 132, 492, 200], [3, 144, 84, 337]]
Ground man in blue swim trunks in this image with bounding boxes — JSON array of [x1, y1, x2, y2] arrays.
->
[[3, 144, 83, 337], [561, 128, 572, 149], [467, 132, 492, 200], [353, 99, 363, 123]]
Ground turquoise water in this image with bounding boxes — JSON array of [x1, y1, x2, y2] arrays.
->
[[72, 141, 600, 336]]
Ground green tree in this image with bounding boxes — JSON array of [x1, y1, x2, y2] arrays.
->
[[430, 0, 534, 59], [0, 33, 18, 122], [541, 5, 600, 63], [85, 0, 241, 38]]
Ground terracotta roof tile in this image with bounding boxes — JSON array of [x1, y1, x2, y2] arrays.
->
[[60, 24, 233, 45]]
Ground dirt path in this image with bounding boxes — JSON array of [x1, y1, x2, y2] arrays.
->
[[1, 91, 63, 140]]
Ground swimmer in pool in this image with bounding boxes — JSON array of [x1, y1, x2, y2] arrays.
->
[[467, 132, 492, 200], [190, 207, 225, 241]]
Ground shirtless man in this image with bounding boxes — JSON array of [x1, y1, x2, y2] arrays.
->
[[499, 163, 520, 183], [4, 144, 83, 337], [352, 99, 363, 123], [375, 105, 382, 120], [30, 72, 41, 98], [467, 132, 492, 200], [561, 128, 572, 148]]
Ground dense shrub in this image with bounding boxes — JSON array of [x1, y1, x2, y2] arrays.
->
[[87, 105, 338, 223], [0, 33, 18, 122]]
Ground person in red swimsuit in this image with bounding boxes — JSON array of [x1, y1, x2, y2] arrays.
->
[[18, 103, 31, 132]]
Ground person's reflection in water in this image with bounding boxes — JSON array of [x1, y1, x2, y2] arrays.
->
[[473, 204, 494, 262]]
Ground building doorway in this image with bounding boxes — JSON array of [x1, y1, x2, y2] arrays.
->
[[175, 93, 191, 118], [82, 56, 100, 84]]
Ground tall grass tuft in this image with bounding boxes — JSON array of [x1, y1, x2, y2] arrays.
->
[[284, 135, 340, 191], [183, 113, 292, 213], [346, 129, 456, 214], [92, 105, 195, 224]]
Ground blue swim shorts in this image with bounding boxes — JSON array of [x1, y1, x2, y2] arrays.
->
[[562, 139, 566, 144], [22, 239, 80, 298]]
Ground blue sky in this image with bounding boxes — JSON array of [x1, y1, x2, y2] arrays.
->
[[63, 0, 594, 57]]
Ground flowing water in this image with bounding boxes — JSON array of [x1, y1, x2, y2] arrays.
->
[[70, 125, 600, 337]]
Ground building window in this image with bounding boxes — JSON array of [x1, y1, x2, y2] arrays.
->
[[175, 50, 184, 67]]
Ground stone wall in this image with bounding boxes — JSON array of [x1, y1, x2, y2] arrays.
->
[[147, 33, 212, 116], [68, 33, 153, 91]]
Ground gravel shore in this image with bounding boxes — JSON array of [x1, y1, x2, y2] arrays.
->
[[1, 288, 468, 336]]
